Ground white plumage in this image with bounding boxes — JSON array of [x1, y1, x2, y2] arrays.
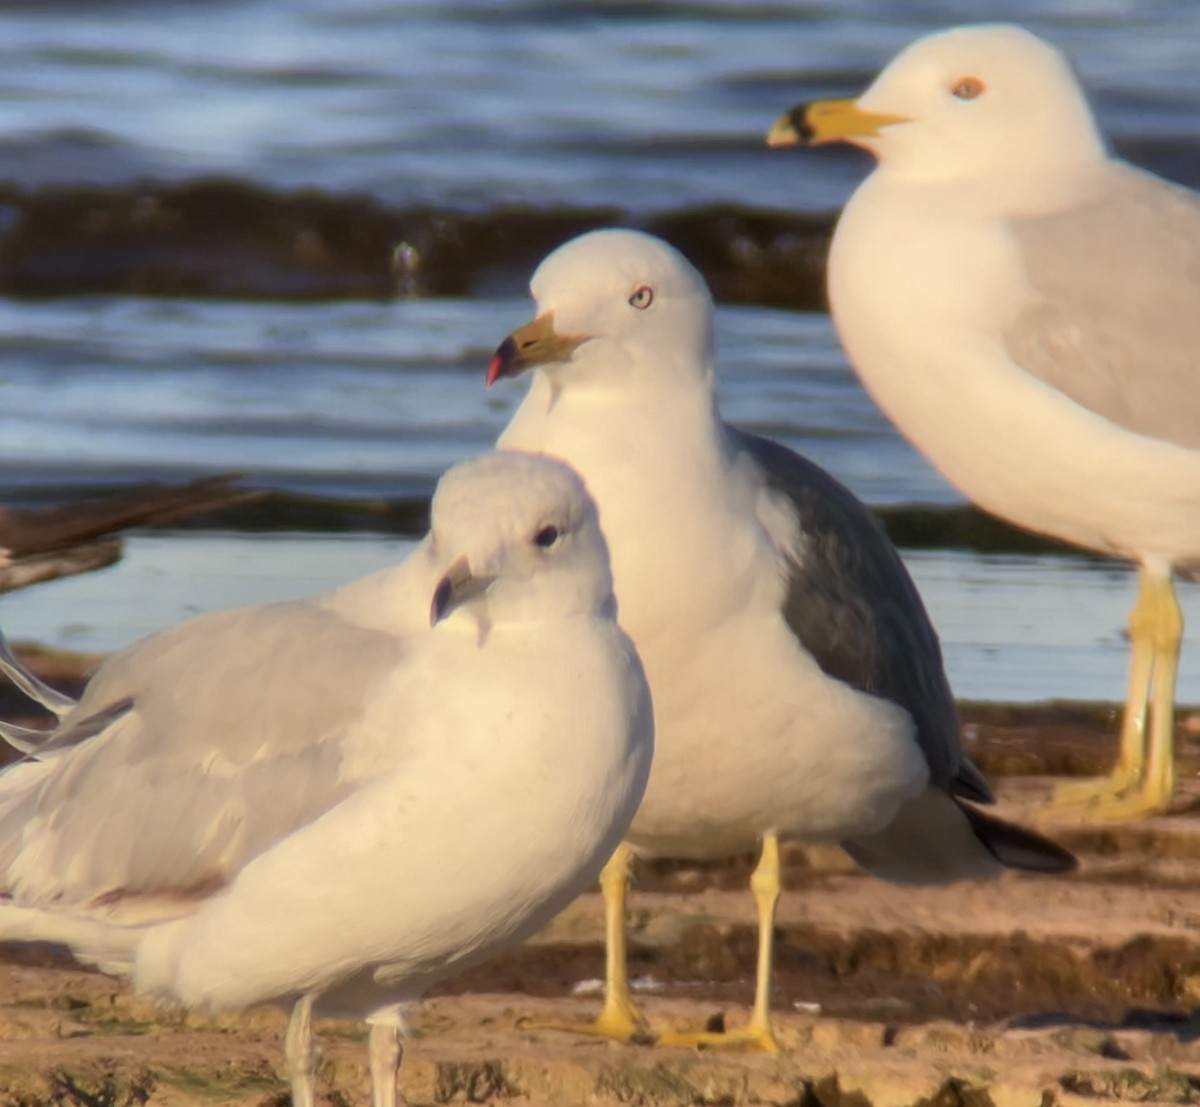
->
[[0, 450, 653, 1107], [769, 23, 1200, 821], [488, 228, 1071, 1051]]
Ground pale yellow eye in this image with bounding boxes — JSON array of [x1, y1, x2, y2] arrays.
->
[[628, 285, 654, 310], [950, 76, 985, 101]]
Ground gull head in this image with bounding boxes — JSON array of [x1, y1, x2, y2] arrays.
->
[[487, 229, 715, 395], [768, 24, 1105, 183], [427, 451, 615, 631]]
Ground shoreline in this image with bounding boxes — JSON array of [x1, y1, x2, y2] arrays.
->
[[5, 652, 1200, 1106]]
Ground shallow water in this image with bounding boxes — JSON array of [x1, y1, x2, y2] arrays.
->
[[1, 1, 1199, 703], [1, 530, 1196, 707], [0, 296, 934, 502]]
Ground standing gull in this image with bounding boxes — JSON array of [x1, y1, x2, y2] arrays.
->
[[488, 228, 1074, 1051], [768, 23, 1200, 821], [0, 451, 653, 1107]]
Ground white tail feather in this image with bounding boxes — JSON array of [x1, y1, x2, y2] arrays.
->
[[0, 902, 139, 977]]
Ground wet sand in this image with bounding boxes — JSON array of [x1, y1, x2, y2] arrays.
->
[[3, 650, 1200, 1106]]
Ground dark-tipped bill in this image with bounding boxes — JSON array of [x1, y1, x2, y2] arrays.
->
[[486, 312, 586, 388], [430, 556, 495, 626], [767, 98, 907, 147]]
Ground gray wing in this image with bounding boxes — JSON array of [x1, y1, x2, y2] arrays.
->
[[0, 600, 405, 910], [728, 427, 990, 803], [1004, 160, 1200, 450]]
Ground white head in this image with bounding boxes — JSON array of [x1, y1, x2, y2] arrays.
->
[[427, 451, 615, 631], [487, 229, 716, 395], [768, 24, 1106, 183]]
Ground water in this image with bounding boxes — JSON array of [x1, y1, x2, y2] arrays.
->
[[0, 533, 1165, 704], [2, 1, 1200, 206], [0, 0, 1198, 703], [0, 297, 928, 500]]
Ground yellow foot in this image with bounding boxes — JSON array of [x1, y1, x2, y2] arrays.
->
[[657, 1016, 778, 1054], [1051, 770, 1139, 809], [517, 1004, 654, 1046], [1043, 778, 1168, 825]]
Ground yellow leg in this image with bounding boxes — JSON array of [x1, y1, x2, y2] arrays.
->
[[658, 832, 781, 1053], [1050, 565, 1182, 822], [1086, 568, 1182, 820], [1144, 575, 1183, 809], [1053, 569, 1155, 808], [518, 842, 652, 1044]]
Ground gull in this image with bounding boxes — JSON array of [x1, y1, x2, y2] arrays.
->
[[0, 474, 259, 593], [0, 451, 653, 1107], [767, 23, 1200, 822], [488, 227, 1074, 1051]]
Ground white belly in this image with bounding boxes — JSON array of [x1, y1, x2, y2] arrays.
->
[[501, 388, 928, 861], [626, 611, 927, 859], [829, 178, 1200, 571]]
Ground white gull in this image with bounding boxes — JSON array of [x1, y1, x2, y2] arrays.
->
[[488, 227, 1073, 1051], [0, 450, 653, 1107], [769, 23, 1200, 821]]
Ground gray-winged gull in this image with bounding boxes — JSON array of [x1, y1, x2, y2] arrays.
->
[[768, 23, 1200, 822], [0, 450, 654, 1107], [487, 227, 1074, 1051]]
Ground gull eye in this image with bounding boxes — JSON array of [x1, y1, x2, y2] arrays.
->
[[628, 285, 654, 310], [532, 524, 562, 549], [950, 77, 985, 101]]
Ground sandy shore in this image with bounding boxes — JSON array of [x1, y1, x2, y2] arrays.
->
[[3, 648, 1199, 1106]]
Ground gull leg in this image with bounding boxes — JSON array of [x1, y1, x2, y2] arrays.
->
[[658, 832, 781, 1053], [285, 994, 317, 1107], [517, 842, 652, 1043], [367, 1008, 407, 1107], [1050, 567, 1155, 813], [1051, 564, 1183, 822], [1078, 567, 1182, 821], [1142, 572, 1183, 811]]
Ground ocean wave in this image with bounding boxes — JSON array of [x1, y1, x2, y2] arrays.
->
[[0, 178, 832, 306]]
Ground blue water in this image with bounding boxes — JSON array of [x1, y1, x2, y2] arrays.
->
[[0, 532, 1167, 704], [2, 1, 1200, 206], [0, 297, 933, 502], [0, 0, 1199, 702]]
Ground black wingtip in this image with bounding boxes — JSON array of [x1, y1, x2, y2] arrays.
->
[[963, 805, 1078, 874]]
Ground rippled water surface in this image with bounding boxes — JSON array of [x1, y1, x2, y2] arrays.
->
[[2, 1, 1200, 207], [1, 0, 1198, 702]]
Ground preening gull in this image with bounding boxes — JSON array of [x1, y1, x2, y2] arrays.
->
[[488, 228, 1074, 1051], [768, 23, 1200, 822], [0, 451, 653, 1107]]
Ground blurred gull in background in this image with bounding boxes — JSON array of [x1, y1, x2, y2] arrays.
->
[[769, 23, 1200, 822]]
